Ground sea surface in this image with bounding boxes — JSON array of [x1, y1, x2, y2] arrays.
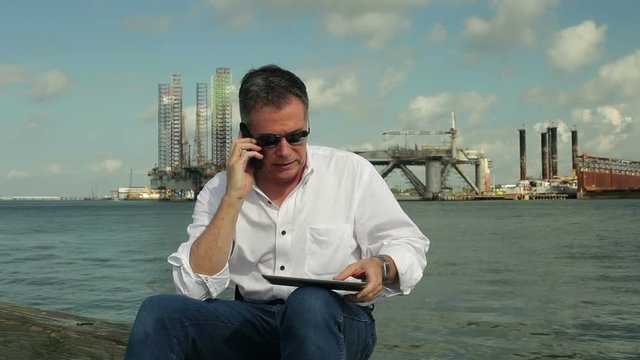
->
[[1, 199, 639, 359]]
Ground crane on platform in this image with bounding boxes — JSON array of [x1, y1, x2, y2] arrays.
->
[[382, 109, 458, 158], [382, 130, 451, 136]]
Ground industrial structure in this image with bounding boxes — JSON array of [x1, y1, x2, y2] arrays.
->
[[577, 155, 640, 198], [355, 110, 491, 200], [145, 70, 639, 201], [157, 75, 181, 171], [518, 125, 576, 182], [211, 68, 233, 170], [148, 68, 233, 200], [540, 126, 560, 179], [194, 82, 209, 167], [516, 126, 640, 199], [513, 126, 578, 199]]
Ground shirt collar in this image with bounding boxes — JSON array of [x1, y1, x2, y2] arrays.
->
[[301, 144, 315, 184], [251, 145, 315, 200]]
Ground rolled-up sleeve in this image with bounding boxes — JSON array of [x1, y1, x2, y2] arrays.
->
[[167, 174, 232, 300], [355, 163, 429, 297]]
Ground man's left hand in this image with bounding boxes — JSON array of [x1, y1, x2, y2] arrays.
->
[[333, 257, 386, 303]]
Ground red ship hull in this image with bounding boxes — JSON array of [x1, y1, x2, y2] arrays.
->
[[577, 155, 640, 199]]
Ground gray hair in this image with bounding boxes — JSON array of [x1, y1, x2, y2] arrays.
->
[[238, 64, 309, 124]]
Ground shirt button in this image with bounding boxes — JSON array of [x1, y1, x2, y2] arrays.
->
[[280, 265, 285, 271], [281, 230, 286, 235]]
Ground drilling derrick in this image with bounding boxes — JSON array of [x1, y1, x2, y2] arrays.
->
[[211, 68, 232, 171], [170, 74, 184, 170], [157, 84, 172, 171], [195, 83, 209, 166], [549, 126, 558, 178], [150, 69, 232, 200]]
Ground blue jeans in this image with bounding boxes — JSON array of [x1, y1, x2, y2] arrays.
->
[[125, 287, 376, 359]]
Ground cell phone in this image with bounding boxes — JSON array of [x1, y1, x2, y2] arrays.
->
[[239, 123, 263, 170]]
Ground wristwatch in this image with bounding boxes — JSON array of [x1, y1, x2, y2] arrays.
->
[[375, 255, 390, 283]]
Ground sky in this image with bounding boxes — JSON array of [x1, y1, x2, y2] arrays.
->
[[1, 0, 639, 197]]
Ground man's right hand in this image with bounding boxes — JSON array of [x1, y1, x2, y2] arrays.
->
[[225, 138, 263, 201], [190, 138, 262, 276]]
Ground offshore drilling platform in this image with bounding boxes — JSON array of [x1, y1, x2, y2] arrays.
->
[[355, 111, 492, 200], [147, 68, 232, 200]]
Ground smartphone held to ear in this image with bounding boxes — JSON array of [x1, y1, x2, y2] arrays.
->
[[239, 123, 263, 170], [251, 154, 264, 170]]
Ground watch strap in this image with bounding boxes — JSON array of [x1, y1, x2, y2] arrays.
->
[[375, 255, 390, 283]]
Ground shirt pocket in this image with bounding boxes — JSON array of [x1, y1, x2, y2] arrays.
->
[[305, 224, 356, 278]]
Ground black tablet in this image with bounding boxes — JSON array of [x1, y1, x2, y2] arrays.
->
[[262, 274, 365, 292]]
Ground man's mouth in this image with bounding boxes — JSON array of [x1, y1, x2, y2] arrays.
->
[[275, 161, 296, 168]]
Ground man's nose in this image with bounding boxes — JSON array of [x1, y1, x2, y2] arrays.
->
[[274, 137, 292, 156]]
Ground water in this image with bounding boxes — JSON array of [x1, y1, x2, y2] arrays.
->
[[1, 200, 639, 359]]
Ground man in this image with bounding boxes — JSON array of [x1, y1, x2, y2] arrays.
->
[[125, 65, 429, 360]]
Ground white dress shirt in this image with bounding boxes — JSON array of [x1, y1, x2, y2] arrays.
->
[[168, 145, 429, 303]]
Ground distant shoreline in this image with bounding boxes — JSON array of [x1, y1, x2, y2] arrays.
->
[[0, 196, 99, 201]]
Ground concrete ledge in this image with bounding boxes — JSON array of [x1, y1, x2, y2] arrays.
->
[[0, 301, 130, 360]]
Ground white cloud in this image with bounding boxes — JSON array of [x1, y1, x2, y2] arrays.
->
[[205, 0, 236, 9], [523, 87, 551, 106], [547, 20, 607, 73], [23, 113, 52, 133], [402, 92, 453, 124], [571, 105, 632, 133], [26, 122, 40, 132], [204, 0, 431, 17], [324, 12, 410, 50], [570, 105, 633, 155], [379, 67, 406, 97], [598, 49, 640, 97], [426, 22, 446, 43], [305, 72, 358, 109], [322, 0, 431, 13], [122, 15, 170, 33], [344, 142, 376, 152], [592, 134, 618, 153], [137, 103, 157, 123], [462, 0, 559, 53], [89, 159, 123, 174], [571, 108, 594, 123], [6, 170, 30, 179], [560, 49, 640, 107], [31, 70, 70, 102], [597, 105, 631, 132], [47, 163, 62, 174], [533, 119, 572, 144], [203, 0, 255, 27], [399, 91, 497, 129], [204, 0, 423, 48], [230, 12, 255, 27], [0, 64, 28, 87], [459, 92, 498, 125]]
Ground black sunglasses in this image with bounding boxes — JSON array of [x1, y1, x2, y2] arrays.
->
[[241, 123, 310, 148]]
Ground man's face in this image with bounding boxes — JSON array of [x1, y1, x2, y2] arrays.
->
[[248, 96, 308, 186]]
